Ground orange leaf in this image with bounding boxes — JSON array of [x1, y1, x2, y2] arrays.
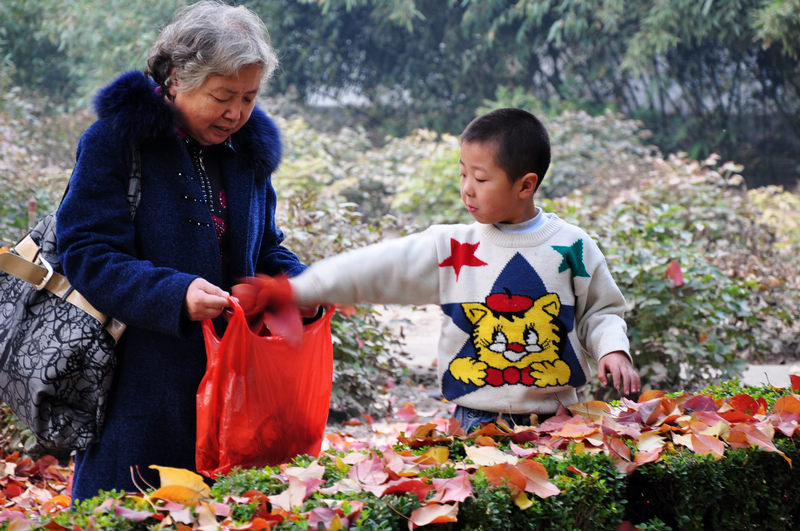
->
[[774, 395, 800, 415], [149, 485, 208, 505], [471, 422, 514, 437], [408, 502, 459, 529], [566, 465, 587, 477], [568, 401, 611, 420], [40, 494, 71, 514], [691, 434, 725, 460], [517, 459, 561, 498], [638, 389, 667, 402], [474, 436, 497, 447], [481, 463, 527, 495], [241, 517, 274, 530], [605, 435, 631, 462], [552, 418, 599, 439]]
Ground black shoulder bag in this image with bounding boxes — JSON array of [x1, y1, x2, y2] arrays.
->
[[0, 146, 141, 450]]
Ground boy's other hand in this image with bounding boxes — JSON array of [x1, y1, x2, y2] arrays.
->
[[598, 351, 641, 396]]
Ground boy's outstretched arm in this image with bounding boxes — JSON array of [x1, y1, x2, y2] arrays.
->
[[597, 351, 641, 396]]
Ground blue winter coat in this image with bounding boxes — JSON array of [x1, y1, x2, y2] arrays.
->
[[56, 71, 306, 500]]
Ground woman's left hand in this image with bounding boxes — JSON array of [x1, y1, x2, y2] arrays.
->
[[185, 277, 230, 321]]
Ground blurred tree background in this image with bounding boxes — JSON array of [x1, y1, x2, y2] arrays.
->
[[2, 0, 799, 413], [3, 0, 798, 189]]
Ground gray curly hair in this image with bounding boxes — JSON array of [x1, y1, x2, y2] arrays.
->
[[146, 0, 278, 94]]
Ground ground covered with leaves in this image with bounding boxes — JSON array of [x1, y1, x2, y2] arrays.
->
[[1, 376, 798, 530]]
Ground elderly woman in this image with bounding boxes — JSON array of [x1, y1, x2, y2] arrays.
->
[[56, 1, 309, 500]]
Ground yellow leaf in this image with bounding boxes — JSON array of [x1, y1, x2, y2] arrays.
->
[[329, 515, 344, 531], [335, 456, 350, 474], [150, 465, 211, 496], [415, 447, 450, 465], [148, 465, 210, 504], [514, 491, 533, 510], [149, 485, 208, 505]]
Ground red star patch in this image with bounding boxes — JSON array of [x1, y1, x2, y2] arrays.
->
[[438, 238, 488, 280]]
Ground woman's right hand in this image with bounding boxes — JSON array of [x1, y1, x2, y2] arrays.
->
[[184, 277, 230, 321]]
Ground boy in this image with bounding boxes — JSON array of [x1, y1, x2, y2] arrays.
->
[[289, 108, 640, 432]]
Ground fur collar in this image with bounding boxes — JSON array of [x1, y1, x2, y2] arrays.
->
[[92, 71, 281, 175]]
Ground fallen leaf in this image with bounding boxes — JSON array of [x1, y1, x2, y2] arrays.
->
[[149, 466, 211, 498], [481, 463, 527, 495], [691, 434, 725, 460], [429, 474, 473, 503], [149, 485, 208, 505], [464, 445, 518, 466], [514, 491, 533, 509], [408, 502, 459, 530], [568, 401, 611, 420], [773, 395, 800, 415], [517, 459, 560, 498]]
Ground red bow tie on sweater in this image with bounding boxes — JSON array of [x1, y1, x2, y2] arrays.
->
[[485, 366, 537, 387]]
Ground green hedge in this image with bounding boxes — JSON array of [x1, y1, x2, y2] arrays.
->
[[626, 438, 799, 530], [4, 382, 799, 530]]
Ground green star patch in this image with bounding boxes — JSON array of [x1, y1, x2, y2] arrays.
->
[[552, 239, 590, 278]]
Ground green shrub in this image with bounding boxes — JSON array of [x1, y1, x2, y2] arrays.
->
[[557, 154, 797, 392], [625, 439, 799, 530]]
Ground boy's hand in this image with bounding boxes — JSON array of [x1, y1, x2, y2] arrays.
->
[[597, 351, 641, 396]]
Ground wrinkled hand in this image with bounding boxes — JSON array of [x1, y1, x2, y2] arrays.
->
[[184, 277, 230, 321], [598, 351, 641, 396]]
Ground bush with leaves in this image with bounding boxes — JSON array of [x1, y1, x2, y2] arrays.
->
[[557, 154, 798, 392], [271, 115, 408, 417]]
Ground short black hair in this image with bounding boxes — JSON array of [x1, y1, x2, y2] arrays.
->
[[460, 108, 550, 190]]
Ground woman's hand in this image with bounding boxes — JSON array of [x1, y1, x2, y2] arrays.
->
[[184, 277, 230, 321]]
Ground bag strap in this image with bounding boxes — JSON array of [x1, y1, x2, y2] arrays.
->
[[0, 142, 142, 342], [126, 141, 142, 221], [0, 249, 126, 341], [55, 141, 141, 220]]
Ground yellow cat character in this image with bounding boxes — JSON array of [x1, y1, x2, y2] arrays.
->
[[448, 290, 571, 388]]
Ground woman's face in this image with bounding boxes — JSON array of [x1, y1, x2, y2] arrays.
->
[[168, 63, 262, 145]]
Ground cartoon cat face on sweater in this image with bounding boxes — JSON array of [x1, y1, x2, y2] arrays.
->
[[462, 292, 564, 371]]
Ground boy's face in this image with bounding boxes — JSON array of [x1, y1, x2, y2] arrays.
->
[[459, 141, 537, 225]]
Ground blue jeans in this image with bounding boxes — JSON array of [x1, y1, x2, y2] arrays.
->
[[453, 405, 552, 433]]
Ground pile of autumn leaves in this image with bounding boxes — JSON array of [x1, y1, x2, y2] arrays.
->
[[2, 377, 799, 530]]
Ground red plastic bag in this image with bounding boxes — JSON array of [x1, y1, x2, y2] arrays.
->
[[196, 298, 334, 478]]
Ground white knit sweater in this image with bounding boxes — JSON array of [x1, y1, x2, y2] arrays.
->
[[291, 213, 630, 414]]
